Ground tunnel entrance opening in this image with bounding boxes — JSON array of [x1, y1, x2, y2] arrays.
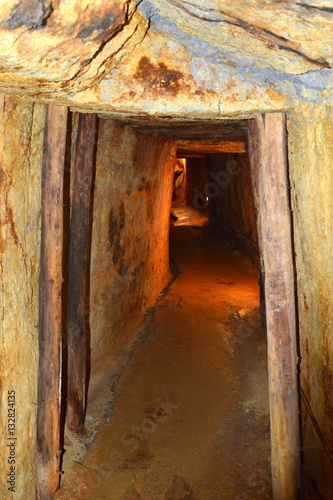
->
[[39, 112, 301, 500]]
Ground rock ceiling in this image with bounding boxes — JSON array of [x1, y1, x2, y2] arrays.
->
[[0, 0, 332, 118]]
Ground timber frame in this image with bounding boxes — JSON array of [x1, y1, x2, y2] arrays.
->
[[37, 105, 68, 500], [66, 113, 97, 433], [36, 108, 302, 499]]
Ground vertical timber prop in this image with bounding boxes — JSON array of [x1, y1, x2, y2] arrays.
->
[[37, 105, 68, 499], [247, 126, 266, 326], [248, 114, 301, 499], [66, 113, 97, 432]]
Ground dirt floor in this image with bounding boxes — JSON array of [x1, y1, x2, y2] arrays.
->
[[56, 218, 272, 499]]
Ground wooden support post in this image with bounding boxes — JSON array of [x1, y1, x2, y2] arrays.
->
[[248, 114, 301, 499], [66, 113, 97, 432], [37, 105, 68, 499], [247, 124, 266, 326]]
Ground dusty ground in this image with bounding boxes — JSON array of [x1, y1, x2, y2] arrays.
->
[[56, 221, 272, 500]]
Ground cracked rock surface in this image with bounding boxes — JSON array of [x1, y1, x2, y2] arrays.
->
[[0, 0, 332, 115]]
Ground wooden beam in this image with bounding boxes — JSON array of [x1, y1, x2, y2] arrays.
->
[[177, 153, 205, 159], [247, 114, 301, 499], [66, 113, 97, 432], [37, 105, 68, 499], [246, 124, 266, 326], [177, 138, 246, 155]]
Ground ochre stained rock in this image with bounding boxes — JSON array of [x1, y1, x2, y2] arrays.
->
[[0, 0, 332, 115], [72, 31, 289, 117], [0, 0, 148, 95], [0, 96, 45, 499], [288, 103, 333, 498], [89, 120, 176, 363], [140, 0, 333, 73]]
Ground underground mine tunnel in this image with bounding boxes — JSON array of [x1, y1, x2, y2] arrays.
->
[[2, 104, 332, 500], [56, 115, 273, 499], [26, 110, 299, 500], [1, 2, 333, 500]]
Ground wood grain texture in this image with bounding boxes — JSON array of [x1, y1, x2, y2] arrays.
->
[[248, 113, 301, 499], [66, 113, 97, 433], [37, 105, 68, 500], [247, 123, 266, 324]]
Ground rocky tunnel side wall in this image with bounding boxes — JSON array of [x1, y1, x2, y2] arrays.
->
[[288, 104, 333, 497], [0, 96, 46, 500], [89, 120, 176, 368]]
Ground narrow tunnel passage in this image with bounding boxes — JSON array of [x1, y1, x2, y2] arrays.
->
[[57, 210, 271, 499], [52, 114, 300, 499]]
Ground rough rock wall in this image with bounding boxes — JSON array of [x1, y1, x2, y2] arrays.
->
[[0, 0, 148, 97], [90, 120, 175, 364], [208, 153, 258, 262], [0, 1, 332, 115], [0, 96, 45, 499], [288, 104, 333, 496]]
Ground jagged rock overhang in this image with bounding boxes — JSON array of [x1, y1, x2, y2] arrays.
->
[[0, 0, 332, 118]]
